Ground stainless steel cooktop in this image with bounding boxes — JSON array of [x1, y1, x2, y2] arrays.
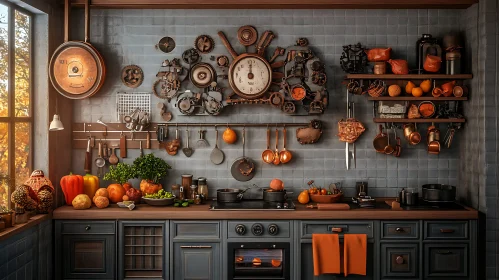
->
[[210, 200, 296, 210]]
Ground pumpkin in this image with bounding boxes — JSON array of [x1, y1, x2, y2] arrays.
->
[[388, 85, 401, 97], [298, 190, 310, 204], [270, 179, 284, 191], [60, 173, 84, 205], [83, 174, 99, 201], [223, 127, 237, 144], [126, 188, 142, 203], [411, 87, 424, 97], [94, 196, 109, 209], [405, 81, 416, 94], [140, 179, 163, 195], [107, 184, 126, 203], [72, 194, 91, 210], [387, 59, 409, 75]]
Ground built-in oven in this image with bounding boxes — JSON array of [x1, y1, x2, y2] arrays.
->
[[228, 242, 290, 280]]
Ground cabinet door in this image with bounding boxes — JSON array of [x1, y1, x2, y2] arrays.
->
[[424, 243, 468, 278], [62, 234, 115, 279], [380, 243, 418, 279], [299, 242, 375, 280], [173, 242, 220, 280]]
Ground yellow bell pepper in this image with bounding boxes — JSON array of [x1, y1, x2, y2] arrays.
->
[[83, 174, 100, 200]]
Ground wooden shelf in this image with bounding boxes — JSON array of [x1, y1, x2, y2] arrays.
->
[[346, 74, 473, 80], [69, 0, 477, 9], [373, 118, 466, 123], [368, 96, 468, 101]]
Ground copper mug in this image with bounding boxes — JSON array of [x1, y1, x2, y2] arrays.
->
[[453, 85, 468, 97], [403, 123, 421, 145], [427, 126, 441, 155]]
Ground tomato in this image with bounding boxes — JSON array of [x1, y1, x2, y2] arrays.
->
[[320, 189, 327, 195]]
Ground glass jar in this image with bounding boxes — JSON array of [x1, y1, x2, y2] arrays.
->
[[181, 174, 193, 199], [171, 184, 180, 199], [194, 195, 202, 205], [197, 177, 208, 200], [178, 186, 185, 201], [190, 185, 198, 200]]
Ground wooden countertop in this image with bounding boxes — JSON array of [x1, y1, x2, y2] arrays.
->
[[52, 202, 479, 220]]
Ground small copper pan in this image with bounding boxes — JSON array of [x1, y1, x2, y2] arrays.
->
[[262, 127, 274, 164], [373, 125, 388, 153]]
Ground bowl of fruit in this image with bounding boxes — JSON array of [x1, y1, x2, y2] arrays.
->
[[308, 181, 344, 203], [142, 189, 176, 206]]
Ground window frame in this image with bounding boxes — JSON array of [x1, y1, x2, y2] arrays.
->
[[0, 0, 34, 209]]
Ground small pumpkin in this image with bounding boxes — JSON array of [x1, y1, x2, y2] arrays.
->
[[411, 87, 424, 97], [223, 127, 237, 144], [270, 179, 284, 191]]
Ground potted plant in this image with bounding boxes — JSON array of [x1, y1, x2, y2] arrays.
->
[[133, 154, 171, 195], [103, 163, 136, 203], [0, 205, 13, 228]]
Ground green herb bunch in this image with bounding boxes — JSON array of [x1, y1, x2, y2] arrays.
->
[[133, 154, 171, 184], [103, 162, 137, 185]]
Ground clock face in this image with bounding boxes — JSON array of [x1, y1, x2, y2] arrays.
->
[[229, 54, 272, 99]]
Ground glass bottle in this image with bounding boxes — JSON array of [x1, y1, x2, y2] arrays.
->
[[178, 186, 185, 201], [171, 184, 180, 199], [194, 195, 202, 205], [181, 174, 193, 199], [197, 177, 208, 200], [190, 185, 198, 200]]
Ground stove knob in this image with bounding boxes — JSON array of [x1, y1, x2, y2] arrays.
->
[[268, 224, 279, 236], [235, 224, 246, 235], [251, 223, 264, 236]]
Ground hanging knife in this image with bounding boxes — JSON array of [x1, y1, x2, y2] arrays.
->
[[84, 137, 92, 174]]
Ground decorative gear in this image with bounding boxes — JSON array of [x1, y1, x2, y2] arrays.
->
[[296, 38, 309, 47], [282, 102, 296, 114], [203, 93, 223, 115], [153, 72, 181, 101], [190, 63, 216, 88], [216, 55, 229, 67], [311, 71, 327, 86], [308, 100, 325, 114], [237, 25, 258, 46], [194, 35, 215, 54], [182, 48, 200, 65], [269, 92, 284, 108], [121, 65, 144, 88], [177, 97, 196, 115], [155, 36, 176, 53]]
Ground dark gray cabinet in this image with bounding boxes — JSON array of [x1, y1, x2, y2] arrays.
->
[[380, 243, 419, 279], [173, 242, 220, 280], [424, 243, 469, 279], [56, 221, 116, 280]]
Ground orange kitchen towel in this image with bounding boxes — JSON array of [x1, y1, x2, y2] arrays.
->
[[312, 234, 340, 276], [343, 234, 367, 276]]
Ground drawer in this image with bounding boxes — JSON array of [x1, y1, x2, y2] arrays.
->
[[227, 221, 291, 238], [381, 243, 419, 279], [300, 221, 374, 239], [60, 221, 115, 234], [381, 221, 419, 239], [424, 243, 468, 278], [172, 221, 220, 239], [424, 221, 468, 240]]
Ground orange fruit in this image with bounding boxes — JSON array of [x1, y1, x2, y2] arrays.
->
[[122, 195, 130, 201], [271, 259, 282, 267], [223, 127, 237, 144], [411, 87, 424, 97], [298, 190, 310, 204], [405, 81, 415, 94], [270, 179, 284, 191], [94, 196, 109, 209], [107, 184, 126, 203], [93, 188, 109, 204], [420, 79, 431, 93], [388, 85, 401, 97]]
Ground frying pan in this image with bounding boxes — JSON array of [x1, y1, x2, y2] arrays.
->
[[373, 125, 389, 153], [231, 128, 256, 181], [49, 0, 106, 99]]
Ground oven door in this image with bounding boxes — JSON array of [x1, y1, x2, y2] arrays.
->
[[228, 242, 290, 280]]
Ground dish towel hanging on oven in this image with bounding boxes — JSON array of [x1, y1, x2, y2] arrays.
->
[[312, 234, 341, 275], [312, 233, 367, 276], [343, 234, 367, 276]]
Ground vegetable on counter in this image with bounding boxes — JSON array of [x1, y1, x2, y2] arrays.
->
[[103, 163, 136, 185], [72, 194, 91, 210], [144, 189, 173, 199], [60, 173, 84, 205], [133, 154, 171, 195], [83, 174, 99, 201]]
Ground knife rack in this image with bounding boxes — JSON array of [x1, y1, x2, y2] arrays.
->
[[72, 122, 312, 149]]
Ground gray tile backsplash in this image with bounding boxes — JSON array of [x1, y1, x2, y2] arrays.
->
[[71, 9, 465, 197]]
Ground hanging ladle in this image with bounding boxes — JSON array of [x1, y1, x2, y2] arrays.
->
[[95, 141, 106, 177], [262, 126, 275, 164], [279, 126, 292, 163]]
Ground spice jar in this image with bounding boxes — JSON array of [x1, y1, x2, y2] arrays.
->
[[181, 174, 193, 199], [194, 195, 202, 205], [190, 185, 198, 200], [197, 177, 208, 200], [171, 184, 180, 199], [178, 186, 185, 201]]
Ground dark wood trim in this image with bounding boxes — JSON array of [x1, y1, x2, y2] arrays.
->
[[373, 118, 466, 123], [7, 5, 14, 207], [64, 0, 70, 42], [368, 97, 468, 101], [0, 214, 51, 242], [68, 0, 477, 9], [347, 74, 473, 80], [52, 204, 479, 220]]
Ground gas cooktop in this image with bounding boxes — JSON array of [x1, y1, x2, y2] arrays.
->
[[210, 200, 296, 210], [400, 201, 467, 210]]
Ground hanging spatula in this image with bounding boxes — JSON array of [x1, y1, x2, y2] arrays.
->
[[182, 129, 194, 157]]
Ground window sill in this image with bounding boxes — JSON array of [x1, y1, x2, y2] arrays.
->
[[0, 214, 51, 242]]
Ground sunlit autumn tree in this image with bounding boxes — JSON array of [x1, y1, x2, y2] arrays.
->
[[0, 7, 31, 208]]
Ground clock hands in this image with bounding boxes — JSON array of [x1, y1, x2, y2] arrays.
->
[[247, 62, 254, 79]]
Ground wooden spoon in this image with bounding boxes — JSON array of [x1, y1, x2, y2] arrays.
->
[[273, 128, 280, 165], [262, 127, 275, 164], [279, 127, 292, 163]]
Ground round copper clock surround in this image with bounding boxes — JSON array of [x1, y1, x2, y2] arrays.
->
[[228, 53, 272, 100]]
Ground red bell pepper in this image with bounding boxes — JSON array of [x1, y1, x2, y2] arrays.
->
[[60, 173, 84, 205]]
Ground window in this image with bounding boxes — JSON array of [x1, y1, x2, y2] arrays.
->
[[0, 2, 33, 209]]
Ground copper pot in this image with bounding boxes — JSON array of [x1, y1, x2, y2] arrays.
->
[[373, 62, 386, 75], [403, 123, 421, 145]]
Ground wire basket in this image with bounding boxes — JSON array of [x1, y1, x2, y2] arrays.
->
[[116, 92, 151, 122]]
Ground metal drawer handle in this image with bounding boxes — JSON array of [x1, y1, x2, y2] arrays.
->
[[395, 256, 404, 264], [395, 227, 404, 233], [85, 226, 91, 231], [436, 250, 452, 255], [180, 245, 212, 249], [440, 229, 455, 233], [331, 227, 343, 233]]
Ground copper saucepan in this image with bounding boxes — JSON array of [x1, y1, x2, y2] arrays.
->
[[403, 123, 421, 145], [373, 125, 394, 154], [262, 127, 275, 164]]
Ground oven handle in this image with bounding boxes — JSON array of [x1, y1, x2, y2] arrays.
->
[[180, 245, 212, 249]]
